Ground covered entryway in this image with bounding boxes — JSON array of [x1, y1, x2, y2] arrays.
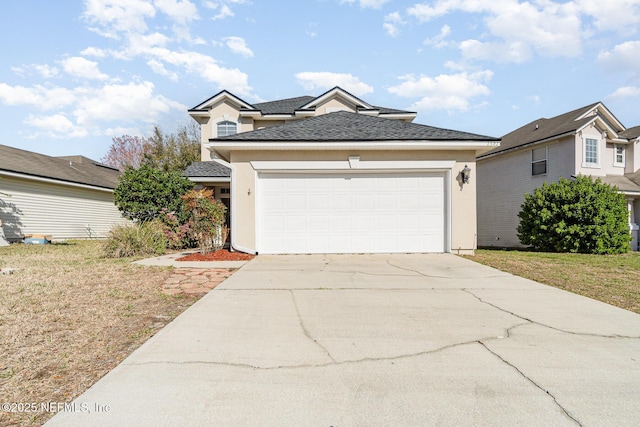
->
[[257, 172, 447, 254]]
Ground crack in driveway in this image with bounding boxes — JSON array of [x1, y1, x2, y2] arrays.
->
[[385, 259, 508, 279], [126, 339, 486, 371], [463, 289, 640, 339], [290, 290, 336, 363], [478, 341, 584, 426]]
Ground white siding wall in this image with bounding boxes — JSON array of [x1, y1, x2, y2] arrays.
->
[[0, 175, 126, 240], [477, 141, 562, 247]]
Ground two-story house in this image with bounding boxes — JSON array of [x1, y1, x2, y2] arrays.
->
[[477, 102, 640, 251], [184, 86, 500, 255]]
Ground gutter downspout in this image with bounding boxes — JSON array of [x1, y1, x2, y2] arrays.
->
[[210, 157, 257, 255]]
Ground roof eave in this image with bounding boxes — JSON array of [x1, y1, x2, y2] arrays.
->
[[187, 177, 231, 183], [0, 170, 115, 192], [206, 140, 500, 160], [378, 112, 417, 122], [478, 130, 575, 160]]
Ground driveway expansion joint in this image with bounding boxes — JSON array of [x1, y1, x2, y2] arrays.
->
[[478, 341, 584, 427]]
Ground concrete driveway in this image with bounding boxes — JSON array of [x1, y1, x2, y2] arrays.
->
[[47, 254, 640, 426]]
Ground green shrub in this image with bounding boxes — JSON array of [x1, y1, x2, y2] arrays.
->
[[113, 163, 194, 223], [517, 175, 630, 254], [103, 222, 168, 258]]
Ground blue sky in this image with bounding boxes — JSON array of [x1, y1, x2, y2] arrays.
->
[[1, 0, 639, 161]]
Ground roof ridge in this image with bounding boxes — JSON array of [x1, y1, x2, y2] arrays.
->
[[214, 110, 498, 141]]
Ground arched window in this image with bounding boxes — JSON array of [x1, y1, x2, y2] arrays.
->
[[217, 121, 237, 137]]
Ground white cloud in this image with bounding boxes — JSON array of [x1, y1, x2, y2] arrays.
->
[[73, 81, 184, 127], [24, 114, 89, 139], [82, 0, 156, 38], [224, 36, 254, 58], [60, 57, 110, 81], [424, 25, 452, 48], [139, 47, 251, 94], [340, 0, 390, 8], [295, 72, 374, 96], [608, 86, 640, 98], [405, 0, 582, 63], [0, 80, 185, 139], [153, 0, 198, 24], [460, 39, 532, 63], [484, 1, 581, 59], [0, 83, 76, 110], [383, 12, 404, 37], [577, 0, 640, 33], [598, 40, 640, 71], [205, 0, 248, 20], [388, 70, 493, 112], [147, 59, 180, 80], [80, 47, 107, 58], [11, 64, 60, 79]]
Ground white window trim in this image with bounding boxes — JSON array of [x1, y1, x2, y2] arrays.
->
[[212, 115, 239, 138], [614, 144, 625, 168], [531, 146, 547, 176], [216, 120, 237, 137], [582, 137, 601, 168]]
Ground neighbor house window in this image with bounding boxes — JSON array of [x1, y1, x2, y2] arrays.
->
[[614, 144, 625, 167], [584, 138, 599, 166], [532, 146, 547, 176], [217, 121, 237, 137]]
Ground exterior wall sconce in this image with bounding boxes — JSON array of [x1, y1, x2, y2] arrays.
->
[[461, 164, 471, 184]]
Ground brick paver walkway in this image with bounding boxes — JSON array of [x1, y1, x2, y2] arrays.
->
[[162, 268, 237, 296]]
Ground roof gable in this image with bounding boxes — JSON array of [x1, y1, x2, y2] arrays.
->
[[478, 102, 629, 158], [189, 90, 255, 112], [300, 86, 374, 111], [0, 144, 120, 189], [188, 87, 416, 120]]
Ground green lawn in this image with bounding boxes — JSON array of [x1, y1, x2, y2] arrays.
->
[[467, 249, 640, 314]]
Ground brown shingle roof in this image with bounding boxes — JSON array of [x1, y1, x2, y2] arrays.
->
[[600, 175, 640, 193], [619, 125, 640, 140], [479, 103, 600, 158], [0, 144, 120, 189]]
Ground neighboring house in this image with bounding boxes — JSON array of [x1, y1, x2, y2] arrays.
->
[[0, 144, 126, 241], [477, 102, 640, 251], [185, 86, 499, 255]]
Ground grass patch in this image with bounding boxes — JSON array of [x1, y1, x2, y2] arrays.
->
[[0, 241, 199, 426], [467, 249, 640, 314]]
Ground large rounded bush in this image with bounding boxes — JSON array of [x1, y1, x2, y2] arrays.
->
[[113, 163, 194, 223], [517, 175, 630, 254]]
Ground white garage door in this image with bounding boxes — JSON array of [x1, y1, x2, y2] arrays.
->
[[257, 172, 446, 254]]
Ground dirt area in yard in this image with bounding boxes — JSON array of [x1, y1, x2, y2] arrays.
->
[[176, 249, 255, 262], [0, 241, 213, 427]]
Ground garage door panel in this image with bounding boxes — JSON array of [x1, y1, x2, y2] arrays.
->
[[258, 173, 446, 254]]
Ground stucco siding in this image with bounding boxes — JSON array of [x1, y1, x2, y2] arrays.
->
[[230, 150, 478, 254], [0, 175, 125, 240]]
